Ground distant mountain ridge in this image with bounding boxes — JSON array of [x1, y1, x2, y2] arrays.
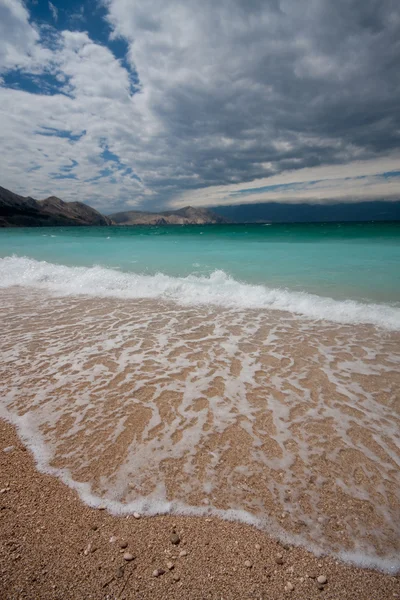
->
[[109, 205, 228, 225], [0, 186, 112, 227]]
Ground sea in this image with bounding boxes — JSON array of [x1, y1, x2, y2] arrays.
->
[[0, 222, 399, 572]]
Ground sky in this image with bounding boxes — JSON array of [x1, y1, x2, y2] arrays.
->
[[0, 0, 400, 214]]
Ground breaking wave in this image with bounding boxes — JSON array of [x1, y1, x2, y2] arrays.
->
[[1, 255, 399, 330]]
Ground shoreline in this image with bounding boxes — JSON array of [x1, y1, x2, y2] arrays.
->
[[1, 419, 399, 600]]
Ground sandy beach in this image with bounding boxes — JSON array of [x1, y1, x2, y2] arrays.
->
[[1, 419, 399, 600]]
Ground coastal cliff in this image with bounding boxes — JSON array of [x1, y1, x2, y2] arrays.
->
[[0, 186, 112, 227]]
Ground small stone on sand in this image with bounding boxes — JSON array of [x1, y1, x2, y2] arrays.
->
[[170, 533, 180, 545], [109, 536, 117, 543], [167, 562, 174, 570], [173, 574, 180, 582], [153, 568, 165, 577], [255, 544, 261, 551], [133, 512, 141, 519], [244, 560, 252, 568], [83, 543, 92, 556], [317, 575, 327, 584], [123, 553, 134, 561], [285, 582, 294, 591], [119, 541, 128, 549], [275, 556, 284, 565], [179, 550, 188, 557]]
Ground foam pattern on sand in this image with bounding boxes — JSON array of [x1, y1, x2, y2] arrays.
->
[[0, 287, 399, 572], [1, 256, 400, 330]]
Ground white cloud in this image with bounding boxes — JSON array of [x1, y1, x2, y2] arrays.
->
[[48, 1, 57, 22], [170, 155, 400, 208], [0, 0, 53, 73]]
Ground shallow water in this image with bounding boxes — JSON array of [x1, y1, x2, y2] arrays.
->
[[1, 222, 400, 303]]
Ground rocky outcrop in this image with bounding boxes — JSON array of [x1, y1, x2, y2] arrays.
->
[[37, 196, 112, 226], [109, 206, 229, 225], [0, 186, 112, 227]]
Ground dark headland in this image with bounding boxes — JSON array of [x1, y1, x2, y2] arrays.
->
[[0, 186, 112, 227]]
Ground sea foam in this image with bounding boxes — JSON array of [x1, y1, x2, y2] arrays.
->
[[0, 281, 399, 573], [1, 255, 399, 330]]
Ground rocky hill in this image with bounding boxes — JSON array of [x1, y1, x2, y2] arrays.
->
[[0, 186, 112, 227], [109, 205, 228, 225]]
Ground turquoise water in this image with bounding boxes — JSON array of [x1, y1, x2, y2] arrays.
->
[[1, 222, 399, 304]]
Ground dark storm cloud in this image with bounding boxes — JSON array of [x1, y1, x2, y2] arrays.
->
[[104, 0, 400, 208]]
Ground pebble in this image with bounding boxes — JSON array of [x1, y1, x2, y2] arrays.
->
[[285, 582, 294, 592], [317, 584, 325, 591], [123, 553, 135, 561], [255, 544, 261, 551], [83, 543, 92, 556], [109, 536, 118, 543], [116, 567, 124, 579], [0, 488, 10, 494], [133, 512, 141, 519], [170, 533, 180, 545], [152, 568, 165, 577], [167, 561, 175, 570], [275, 556, 284, 565], [317, 575, 327, 584], [308, 572, 318, 579], [173, 574, 181, 582], [119, 541, 128, 549], [244, 560, 252, 568], [179, 550, 188, 557]]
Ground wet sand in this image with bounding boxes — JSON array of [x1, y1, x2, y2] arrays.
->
[[1, 289, 399, 565], [1, 419, 399, 600]]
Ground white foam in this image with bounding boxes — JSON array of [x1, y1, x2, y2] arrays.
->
[[1, 403, 399, 574], [0, 285, 399, 573], [1, 256, 399, 330]]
